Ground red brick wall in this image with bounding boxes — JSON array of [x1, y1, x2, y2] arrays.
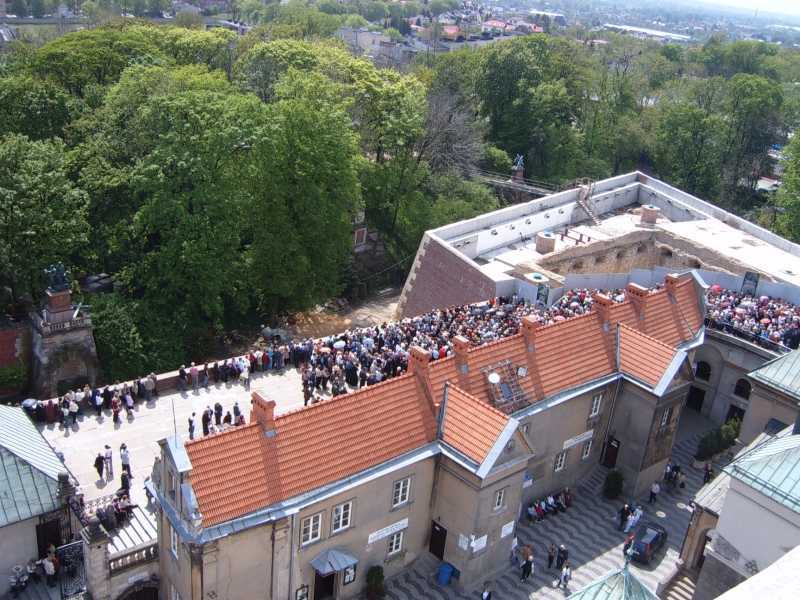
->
[[0, 324, 25, 366], [400, 237, 497, 317]]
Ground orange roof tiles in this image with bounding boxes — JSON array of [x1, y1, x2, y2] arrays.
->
[[184, 273, 703, 528], [440, 384, 510, 464], [618, 324, 678, 387], [186, 374, 437, 527]]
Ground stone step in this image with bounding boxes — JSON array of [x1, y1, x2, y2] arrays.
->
[[662, 572, 697, 600]]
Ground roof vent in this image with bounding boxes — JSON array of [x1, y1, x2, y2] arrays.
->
[[641, 204, 660, 225]]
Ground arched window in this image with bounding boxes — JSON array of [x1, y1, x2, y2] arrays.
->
[[695, 361, 711, 381], [734, 378, 751, 400]]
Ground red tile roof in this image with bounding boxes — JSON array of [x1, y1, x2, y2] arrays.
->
[[186, 374, 437, 527], [618, 324, 678, 387], [440, 384, 510, 464], [183, 273, 703, 527]]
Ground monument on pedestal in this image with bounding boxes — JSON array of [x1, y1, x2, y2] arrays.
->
[[30, 263, 99, 398]]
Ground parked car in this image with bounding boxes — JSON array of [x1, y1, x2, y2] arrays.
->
[[631, 522, 667, 564]]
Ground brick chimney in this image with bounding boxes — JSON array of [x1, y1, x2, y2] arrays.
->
[[452, 335, 472, 392], [625, 282, 649, 317], [250, 391, 275, 432], [664, 273, 681, 297], [592, 292, 614, 328], [521, 315, 539, 352]]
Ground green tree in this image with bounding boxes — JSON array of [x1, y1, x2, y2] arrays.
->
[[30, 0, 46, 18], [89, 293, 148, 381], [9, 0, 29, 18], [777, 134, 800, 242], [0, 134, 89, 302], [234, 39, 320, 102], [0, 75, 73, 140]]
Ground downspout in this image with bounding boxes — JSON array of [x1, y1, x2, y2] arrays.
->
[[269, 520, 275, 600], [600, 324, 623, 464], [287, 514, 296, 600]]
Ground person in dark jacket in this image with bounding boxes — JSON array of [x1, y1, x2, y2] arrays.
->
[[94, 453, 104, 479], [556, 544, 568, 569], [547, 544, 556, 569], [520, 553, 534, 582]]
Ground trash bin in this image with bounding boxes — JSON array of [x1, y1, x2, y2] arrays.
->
[[436, 562, 454, 586]]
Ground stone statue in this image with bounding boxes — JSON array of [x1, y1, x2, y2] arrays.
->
[[44, 263, 70, 292]]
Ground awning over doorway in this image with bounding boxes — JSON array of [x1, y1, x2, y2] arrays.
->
[[309, 548, 358, 576]]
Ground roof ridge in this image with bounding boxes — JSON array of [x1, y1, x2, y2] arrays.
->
[[185, 422, 261, 447], [446, 382, 510, 422], [275, 372, 417, 422], [617, 321, 677, 351], [466, 332, 523, 354], [533, 310, 598, 333]]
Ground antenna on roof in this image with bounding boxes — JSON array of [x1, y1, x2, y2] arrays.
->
[[488, 372, 501, 384]]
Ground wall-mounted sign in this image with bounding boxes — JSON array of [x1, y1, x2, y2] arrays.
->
[[367, 518, 408, 545], [563, 429, 594, 450], [343, 565, 356, 585], [458, 534, 469, 550], [471, 534, 487, 552], [500, 521, 515, 539]]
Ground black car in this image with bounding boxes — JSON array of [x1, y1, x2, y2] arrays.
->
[[631, 522, 668, 564]]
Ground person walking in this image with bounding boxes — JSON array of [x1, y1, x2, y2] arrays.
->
[[481, 583, 492, 600], [94, 453, 104, 480], [556, 544, 568, 570], [649, 481, 660, 504], [558, 561, 571, 589], [520, 552, 533, 583], [120, 444, 131, 476], [104, 445, 114, 480], [618, 503, 630, 530], [188, 413, 196, 440], [623, 533, 635, 559], [547, 543, 556, 569], [94, 388, 103, 417]]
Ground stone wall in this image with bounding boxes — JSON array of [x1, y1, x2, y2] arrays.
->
[[693, 551, 747, 600]]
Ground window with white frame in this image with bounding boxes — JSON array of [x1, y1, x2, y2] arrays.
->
[[169, 522, 178, 558], [387, 531, 404, 555], [554, 450, 567, 472], [301, 513, 322, 545], [582, 439, 593, 460], [494, 488, 506, 510], [589, 393, 603, 417], [392, 477, 411, 507], [332, 501, 352, 533]]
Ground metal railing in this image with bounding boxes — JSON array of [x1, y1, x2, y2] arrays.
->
[[108, 543, 159, 576], [704, 318, 790, 355], [29, 311, 92, 336]]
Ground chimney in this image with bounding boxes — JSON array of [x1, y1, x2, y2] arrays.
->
[[640, 204, 661, 225], [250, 391, 275, 432], [664, 273, 681, 297], [408, 346, 431, 375], [452, 335, 472, 392], [625, 282, 649, 317], [521, 315, 539, 352], [592, 292, 614, 328], [535, 231, 556, 254]]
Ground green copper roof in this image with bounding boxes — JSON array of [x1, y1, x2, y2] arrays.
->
[[724, 427, 800, 514], [749, 350, 800, 400], [566, 565, 659, 600]]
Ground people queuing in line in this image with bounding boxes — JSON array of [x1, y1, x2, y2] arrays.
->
[[706, 287, 800, 349]]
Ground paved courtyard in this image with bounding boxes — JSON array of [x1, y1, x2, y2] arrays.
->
[[385, 413, 722, 599], [38, 368, 309, 505]]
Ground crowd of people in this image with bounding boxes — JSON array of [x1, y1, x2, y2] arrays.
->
[[705, 286, 800, 349]]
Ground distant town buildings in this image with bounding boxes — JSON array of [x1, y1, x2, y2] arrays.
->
[[603, 23, 692, 43]]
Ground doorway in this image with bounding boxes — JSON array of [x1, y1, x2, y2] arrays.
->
[[686, 386, 705, 412], [602, 437, 620, 468], [36, 518, 62, 558], [429, 521, 447, 560], [314, 572, 336, 600], [726, 404, 745, 423]]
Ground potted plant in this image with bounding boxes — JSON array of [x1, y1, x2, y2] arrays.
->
[[603, 469, 624, 499], [365, 565, 385, 600]]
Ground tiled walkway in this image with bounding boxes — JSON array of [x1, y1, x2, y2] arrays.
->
[[386, 419, 723, 599]]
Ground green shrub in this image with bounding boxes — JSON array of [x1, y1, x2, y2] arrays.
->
[[0, 360, 26, 391], [695, 419, 741, 460], [603, 469, 624, 499], [366, 565, 385, 600]]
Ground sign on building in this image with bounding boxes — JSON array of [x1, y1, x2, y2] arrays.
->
[[367, 518, 409, 544], [563, 429, 594, 450]]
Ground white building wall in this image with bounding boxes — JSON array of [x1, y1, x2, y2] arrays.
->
[[716, 478, 800, 570]]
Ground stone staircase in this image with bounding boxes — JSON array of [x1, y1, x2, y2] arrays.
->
[[662, 570, 697, 600], [578, 463, 611, 496], [577, 183, 601, 226]]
